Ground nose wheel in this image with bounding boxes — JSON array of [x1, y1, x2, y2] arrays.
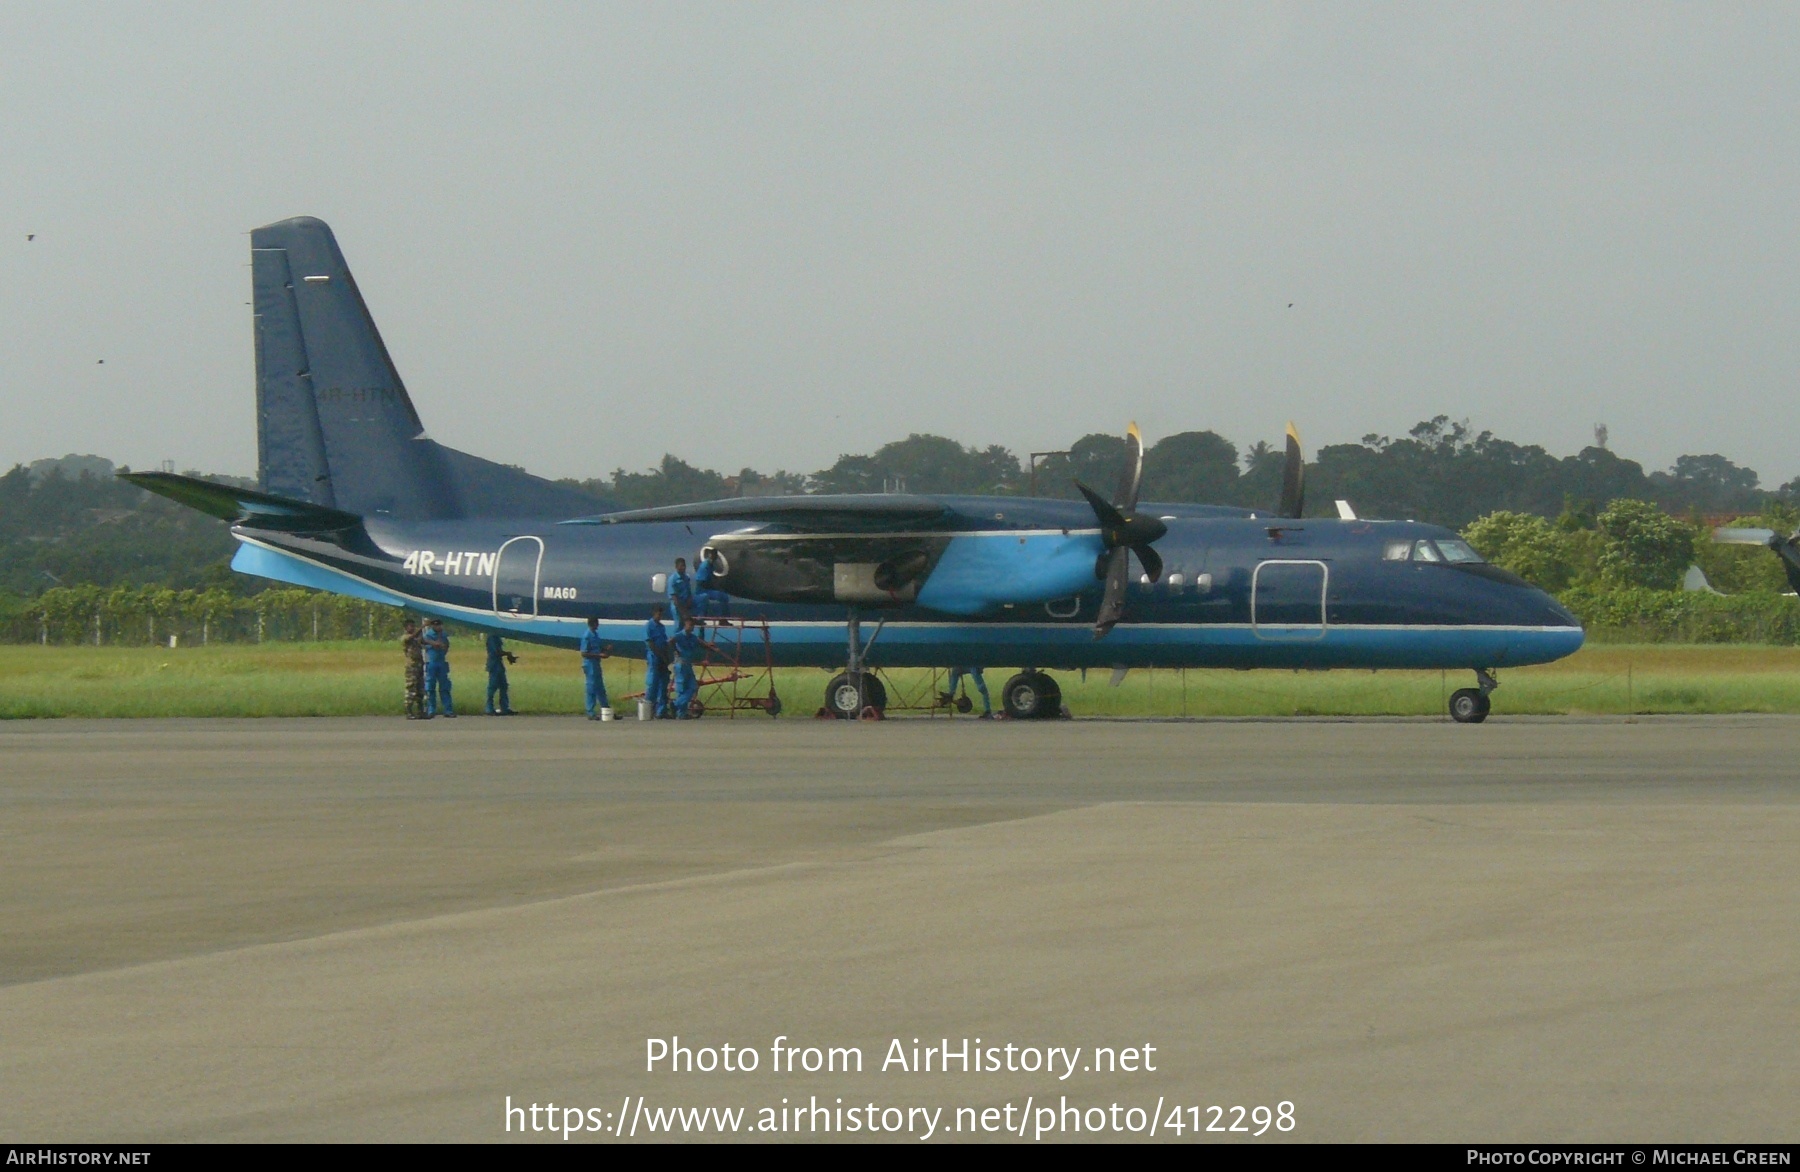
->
[[1448, 669, 1498, 724]]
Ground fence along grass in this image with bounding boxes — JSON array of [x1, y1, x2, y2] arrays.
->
[[7, 585, 411, 646]]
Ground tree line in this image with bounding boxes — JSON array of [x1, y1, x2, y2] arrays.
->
[[2, 417, 1791, 603], [572, 415, 1783, 526]]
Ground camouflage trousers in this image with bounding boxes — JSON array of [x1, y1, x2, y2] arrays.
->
[[404, 663, 426, 717]]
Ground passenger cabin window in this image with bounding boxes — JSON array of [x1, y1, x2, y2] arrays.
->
[[1383, 540, 1411, 561], [1412, 540, 1443, 563]]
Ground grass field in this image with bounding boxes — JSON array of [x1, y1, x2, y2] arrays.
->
[[6, 641, 1800, 718]]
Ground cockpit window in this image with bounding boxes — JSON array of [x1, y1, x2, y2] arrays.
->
[[1436, 539, 1484, 564], [1386, 538, 1486, 564]]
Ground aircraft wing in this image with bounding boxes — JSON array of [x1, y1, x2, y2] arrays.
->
[[563, 494, 957, 533], [567, 495, 962, 604], [567, 493, 1108, 612]]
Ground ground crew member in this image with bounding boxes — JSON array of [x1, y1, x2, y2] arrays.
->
[[670, 615, 709, 719], [422, 617, 455, 718], [694, 546, 730, 619], [485, 632, 517, 715], [580, 617, 611, 720], [644, 608, 671, 718], [667, 557, 695, 624], [401, 618, 427, 719], [942, 666, 993, 718]]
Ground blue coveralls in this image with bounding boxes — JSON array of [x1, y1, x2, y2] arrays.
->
[[580, 627, 610, 715], [693, 558, 730, 618], [484, 633, 510, 714], [670, 627, 704, 718], [423, 626, 453, 716], [945, 666, 991, 714], [666, 570, 694, 623], [644, 617, 670, 718]]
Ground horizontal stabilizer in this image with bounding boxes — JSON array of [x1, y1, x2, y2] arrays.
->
[[120, 471, 362, 532]]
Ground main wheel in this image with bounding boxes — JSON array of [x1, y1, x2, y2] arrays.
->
[[1448, 687, 1490, 724], [824, 672, 885, 719], [1002, 671, 1060, 720], [826, 672, 866, 719]]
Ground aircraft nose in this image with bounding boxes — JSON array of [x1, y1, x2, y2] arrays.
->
[[1542, 595, 1579, 627]]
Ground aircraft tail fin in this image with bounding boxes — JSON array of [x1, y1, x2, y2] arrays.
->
[[250, 217, 602, 520]]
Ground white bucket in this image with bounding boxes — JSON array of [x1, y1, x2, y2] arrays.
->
[[599, 707, 614, 722], [637, 699, 651, 721]]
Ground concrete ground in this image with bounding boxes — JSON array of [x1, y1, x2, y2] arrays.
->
[[0, 715, 1795, 1142]]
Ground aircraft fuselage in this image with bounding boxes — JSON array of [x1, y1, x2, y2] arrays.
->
[[231, 496, 1583, 672]]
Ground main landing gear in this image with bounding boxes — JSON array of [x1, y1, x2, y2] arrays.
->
[[823, 608, 888, 720], [821, 610, 1071, 721], [1000, 670, 1064, 721], [824, 670, 888, 720], [1448, 668, 1498, 724]]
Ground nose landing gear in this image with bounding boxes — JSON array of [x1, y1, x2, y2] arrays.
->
[[1448, 668, 1498, 724]]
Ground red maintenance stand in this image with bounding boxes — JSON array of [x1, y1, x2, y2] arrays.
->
[[691, 617, 782, 718]]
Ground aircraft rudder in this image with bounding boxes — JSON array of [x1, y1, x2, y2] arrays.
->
[[250, 216, 453, 519], [246, 216, 609, 521]]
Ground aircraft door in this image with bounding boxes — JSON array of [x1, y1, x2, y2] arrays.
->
[[1252, 559, 1328, 640], [493, 536, 545, 618]]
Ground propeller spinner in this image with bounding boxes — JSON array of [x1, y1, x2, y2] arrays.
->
[[1075, 423, 1167, 638]]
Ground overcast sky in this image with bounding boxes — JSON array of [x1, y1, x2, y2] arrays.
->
[[3, 3, 1798, 486]]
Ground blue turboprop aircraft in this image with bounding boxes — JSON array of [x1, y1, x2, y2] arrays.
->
[[126, 217, 1584, 722]]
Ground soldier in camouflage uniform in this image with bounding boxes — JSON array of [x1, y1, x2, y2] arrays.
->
[[401, 618, 428, 719]]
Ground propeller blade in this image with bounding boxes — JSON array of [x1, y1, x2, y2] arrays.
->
[[1082, 423, 1167, 636], [1113, 422, 1145, 510], [1122, 512, 1168, 548], [1075, 481, 1126, 540], [1134, 543, 1163, 584], [1714, 527, 1777, 546], [1094, 546, 1129, 637], [1278, 421, 1305, 519]]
